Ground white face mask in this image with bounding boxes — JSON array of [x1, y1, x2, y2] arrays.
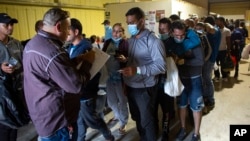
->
[[196, 29, 203, 34]]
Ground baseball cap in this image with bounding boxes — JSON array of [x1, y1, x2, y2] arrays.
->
[[0, 13, 18, 24], [101, 20, 110, 25]]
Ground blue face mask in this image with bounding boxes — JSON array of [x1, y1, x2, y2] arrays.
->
[[159, 33, 169, 40], [112, 37, 122, 44], [174, 37, 185, 43], [128, 24, 139, 36]]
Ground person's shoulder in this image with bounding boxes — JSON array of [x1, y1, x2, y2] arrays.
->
[[223, 27, 231, 32], [9, 37, 22, 44], [187, 29, 199, 37]]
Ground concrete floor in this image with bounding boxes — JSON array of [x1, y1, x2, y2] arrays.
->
[[17, 59, 250, 141]]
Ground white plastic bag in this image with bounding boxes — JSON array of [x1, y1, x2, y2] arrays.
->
[[241, 44, 250, 59], [164, 57, 184, 97]]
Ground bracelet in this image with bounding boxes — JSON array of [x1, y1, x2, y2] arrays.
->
[[136, 67, 141, 75]]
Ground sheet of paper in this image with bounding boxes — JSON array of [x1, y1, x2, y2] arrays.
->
[[89, 47, 110, 79]]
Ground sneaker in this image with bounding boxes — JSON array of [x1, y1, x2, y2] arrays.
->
[[191, 134, 200, 141], [213, 77, 220, 82], [176, 128, 186, 141], [118, 125, 127, 135], [207, 102, 215, 109], [97, 89, 106, 95]]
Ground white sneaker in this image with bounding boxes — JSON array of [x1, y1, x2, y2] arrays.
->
[[97, 89, 106, 95]]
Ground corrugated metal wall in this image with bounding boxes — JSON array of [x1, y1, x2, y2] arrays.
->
[[0, 0, 106, 41]]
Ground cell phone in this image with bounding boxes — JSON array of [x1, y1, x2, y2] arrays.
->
[[8, 57, 18, 67], [114, 50, 122, 58]]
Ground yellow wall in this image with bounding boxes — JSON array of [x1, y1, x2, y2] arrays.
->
[[210, 1, 250, 16], [246, 10, 250, 44], [0, 0, 106, 41]]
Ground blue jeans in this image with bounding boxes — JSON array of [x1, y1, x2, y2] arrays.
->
[[177, 75, 204, 112], [95, 94, 107, 119], [202, 61, 215, 105], [38, 127, 69, 141], [126, 85, 157, 141], [77, 98, 113, 141]]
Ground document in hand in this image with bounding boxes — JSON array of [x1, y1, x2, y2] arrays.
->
[[77, 47, 110, 80]]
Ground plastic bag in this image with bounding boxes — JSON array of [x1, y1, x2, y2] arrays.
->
[[241, 44, 250, 59], [164, 57, 184, 97]]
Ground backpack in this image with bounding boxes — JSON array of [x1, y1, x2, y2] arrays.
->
[[196, 31, 212, 61]]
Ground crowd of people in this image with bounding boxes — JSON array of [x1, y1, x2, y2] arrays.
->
[[0, 6, 249, 141]]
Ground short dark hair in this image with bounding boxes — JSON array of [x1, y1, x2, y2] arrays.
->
[[159, 17, 172, 29], [169, 14, 180, 21], [35, 20, 43, 32], [204, 16, 215, 26], [125, 7, 145, 20], [43, 7, 70, 26], [196, 22, 204, 27], [240, 21, 245, 27], [171, 20, 186, 32], [217, 16, 225, 23], [90, 35, 96, 44], [70, 18, 82, 35]]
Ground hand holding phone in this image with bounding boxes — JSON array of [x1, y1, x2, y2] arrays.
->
[[8, 57, 18, 67]]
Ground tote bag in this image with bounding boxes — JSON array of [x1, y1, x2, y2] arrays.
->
[[164, 57, 184, 97]]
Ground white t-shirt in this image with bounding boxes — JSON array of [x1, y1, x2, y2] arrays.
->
[[92, 42, 104, 50], [219, 27, 231, 51]]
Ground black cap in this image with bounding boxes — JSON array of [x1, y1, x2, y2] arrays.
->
[[101, 20, 110, 25], [0, 13, 18, 24]]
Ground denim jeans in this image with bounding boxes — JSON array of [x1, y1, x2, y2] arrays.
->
[[38, 127, 69, 141], [77, 98, 113, 141], [202, 61, 215, 105], [177, 75, 204, 112], [95, 94, 107, 119], [126, 85, 157, 141]]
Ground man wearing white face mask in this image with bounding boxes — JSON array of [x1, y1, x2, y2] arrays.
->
[[102, 23, 129, 135], [119, 7, 166, 141]]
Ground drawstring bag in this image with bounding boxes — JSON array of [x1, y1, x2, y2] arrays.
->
[[164, 57, 184, 97]]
